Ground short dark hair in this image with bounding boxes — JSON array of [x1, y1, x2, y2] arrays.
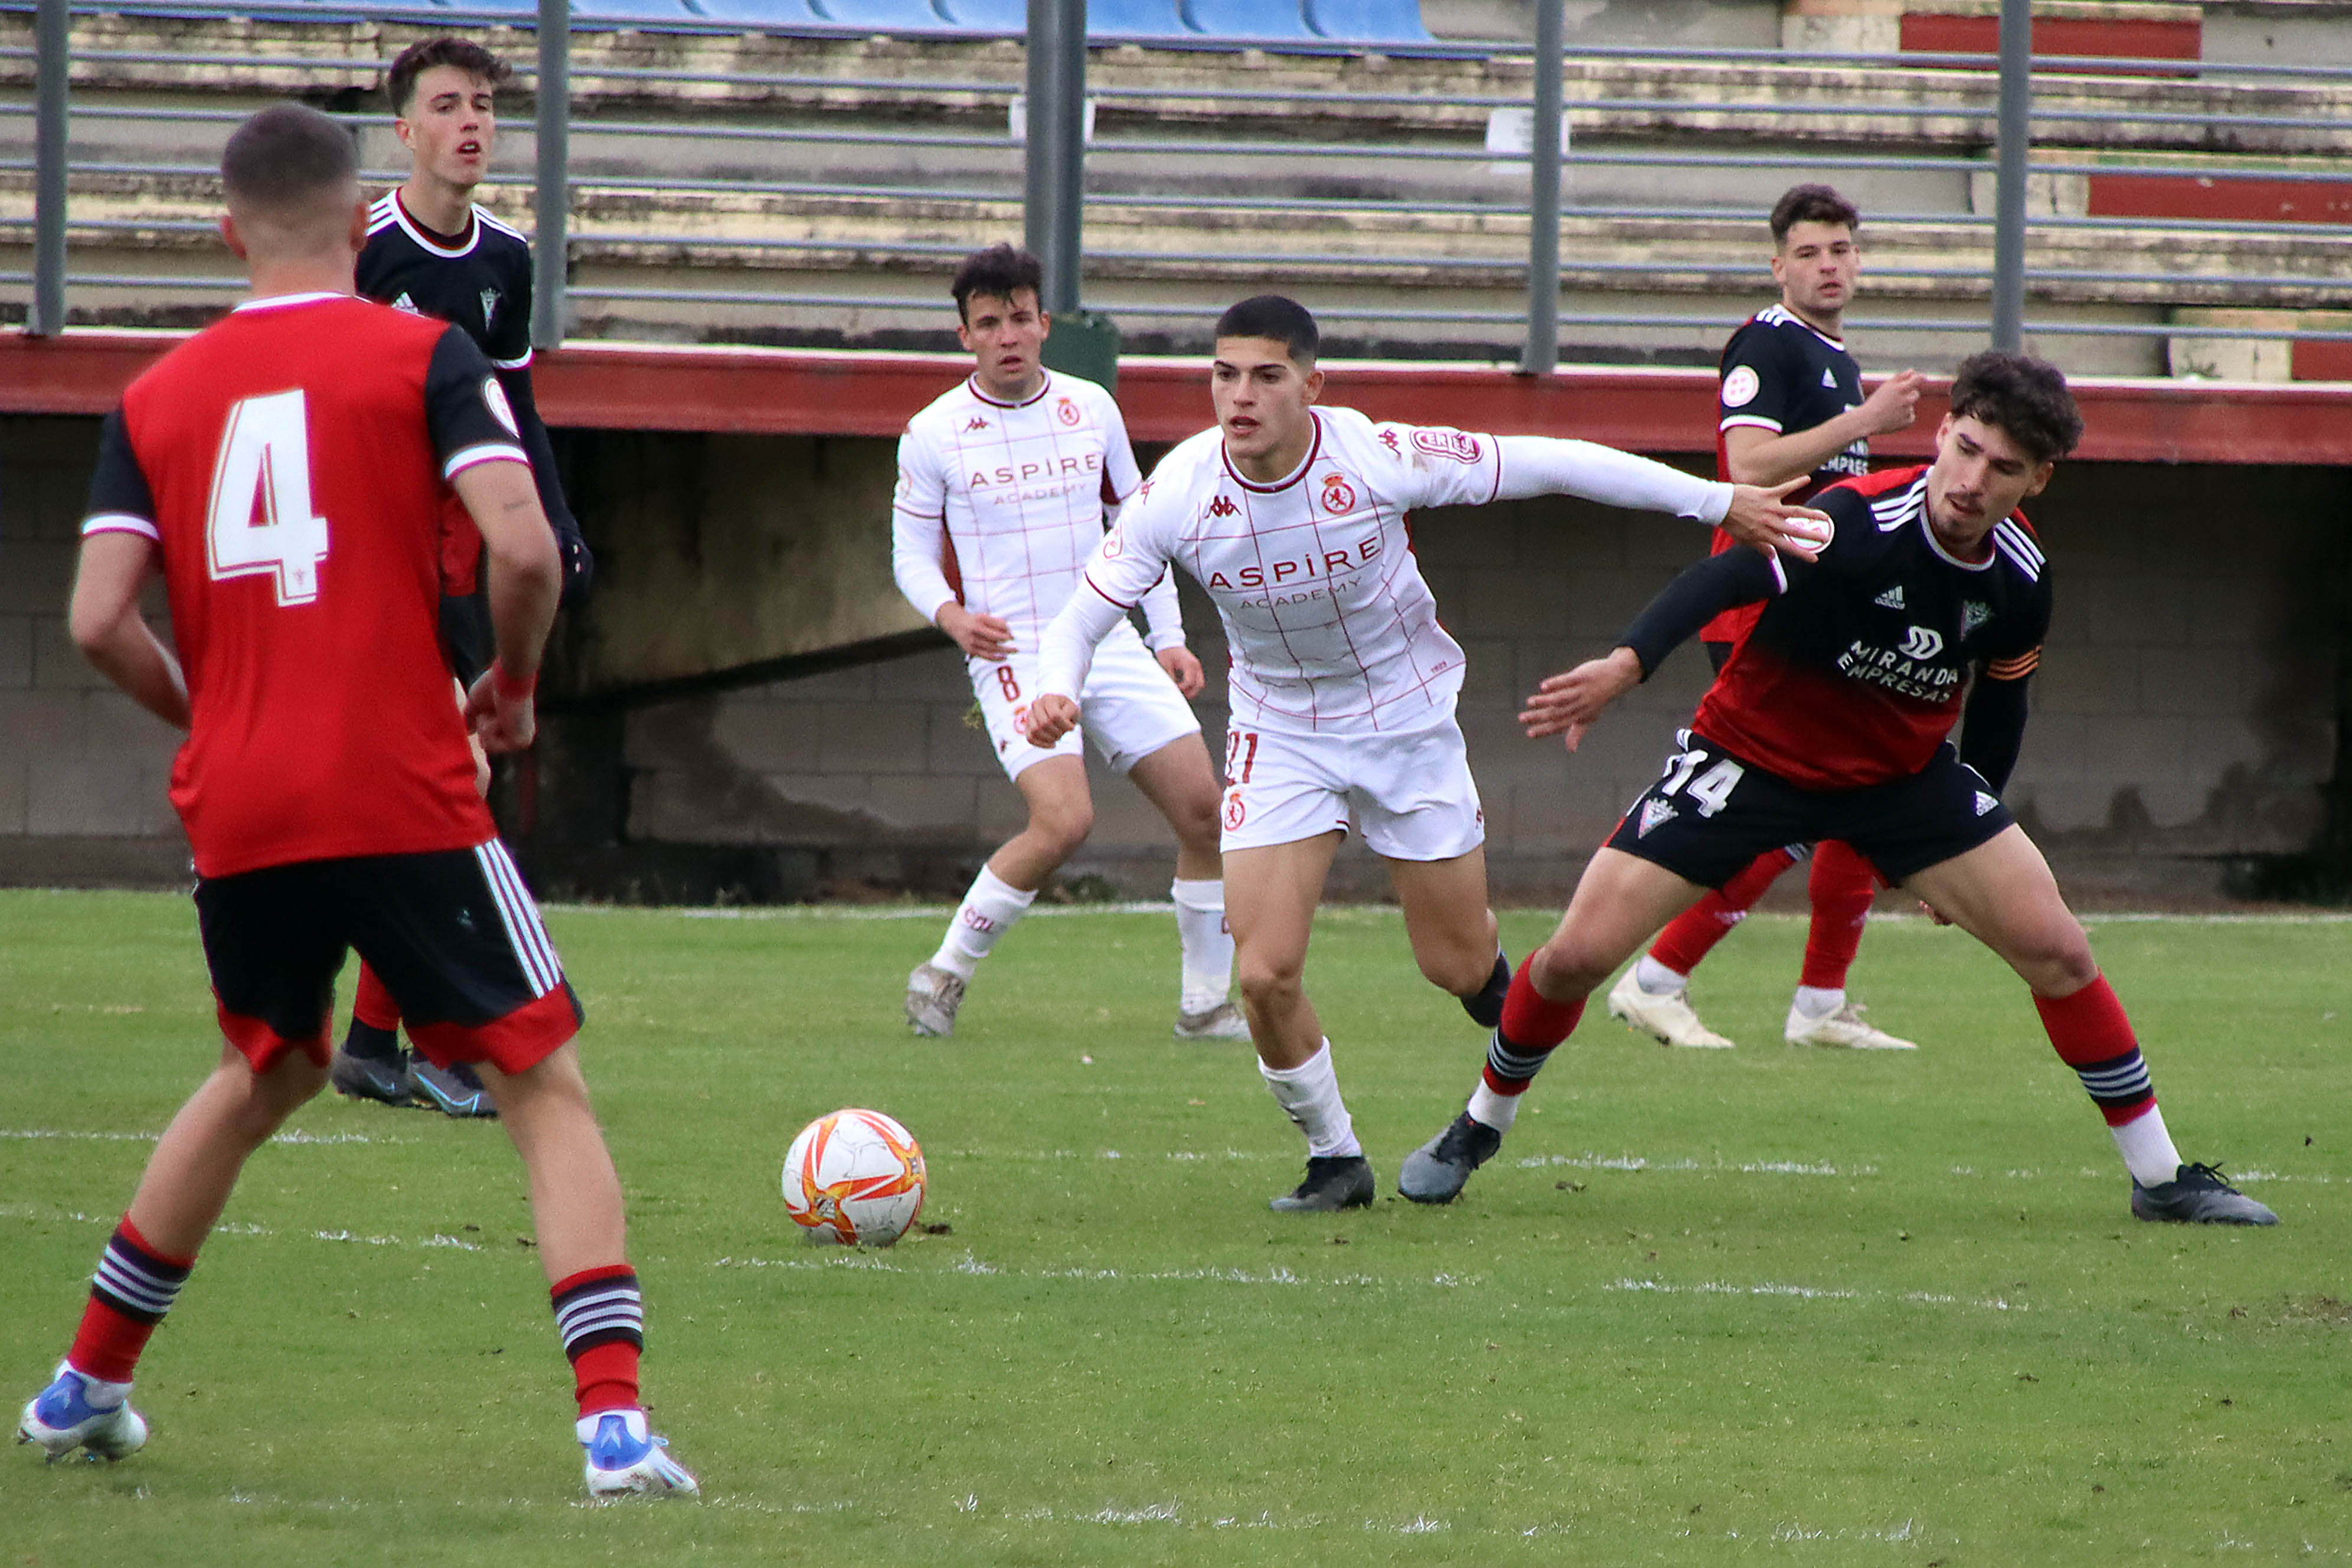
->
[[1770, 184, 1860, 246], [1948, 349, 2082, 463], [221, 102, 357, 217], [952, 244, 1044, 320], [386, 37, 511, 116], [1214, 295, 1318, 364]]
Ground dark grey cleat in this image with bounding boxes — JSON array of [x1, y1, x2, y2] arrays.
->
[[329, 1023, 416, 1107], [409, 1058, 499, 1119], [1269, 1155, 1375, 1213], [1397, 1112, 1504, 1205], [2131, 1162, 2277, 1226]]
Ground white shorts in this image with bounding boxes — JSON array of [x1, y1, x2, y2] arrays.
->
[[972, 620, 1201, 782], [1219, 718, 1486, 861]]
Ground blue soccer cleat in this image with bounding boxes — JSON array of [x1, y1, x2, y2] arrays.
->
[[17, 1363, 148, 1463], [579, 1409, 700, 1500]]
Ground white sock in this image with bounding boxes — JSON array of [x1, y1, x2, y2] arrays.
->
[[931, 865, 1036, 980], [1170, 878, 1234, 1014], [1792, 985, 1845, 1019], [1259, 1039, 1361, 1158], [1633, 956, 1687, 996], [1466, 1080, 1521, 1133], [2112, 1104, 2184, 1188]]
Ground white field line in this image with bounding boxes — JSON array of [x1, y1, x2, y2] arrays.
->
[[0, 1199, 485, 1253], [0, 1127, 411, 1146], [1611, 1276, 2029, 1312], [546, 901, 2352, 925]]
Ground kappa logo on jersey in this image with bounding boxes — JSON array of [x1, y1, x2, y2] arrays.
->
[[1637, 798, 1676, 837], [1056, 397, 1081, 427], [965, 416, 990, 432], [1377, 428, 1401, 454], [480, 289, 500, 330], [1721, 365, 1760, 407], [1321, 472, 1357, 514], [1961, 600, 1994, 638], [1874, 586, 1906, 610], [1899, 625, 1944, 661], [1207, 495, 1240, 519], [1974, 790, 2000, 816], [1410, 429, 1482, 465]]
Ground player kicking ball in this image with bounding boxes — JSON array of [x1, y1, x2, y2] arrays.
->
[[15, 106, 697, 1497], [1029, 296, 1831, 1211], [1397, 351, 2276, 1228], [896, 244, 1243, 1041]]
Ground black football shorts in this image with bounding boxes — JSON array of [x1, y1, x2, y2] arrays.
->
[[1604, 729, 2017, 891]]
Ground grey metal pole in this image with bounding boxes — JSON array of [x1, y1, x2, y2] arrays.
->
[[1990, 0, 2031, 352], [30, 0, 69, 337], [1519, 0, 1564, 375], [531, 0, 570, 352], [1024, 0, 1084, 315]]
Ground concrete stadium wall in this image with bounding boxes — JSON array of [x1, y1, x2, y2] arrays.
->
[[2, 413, 2342, 906]]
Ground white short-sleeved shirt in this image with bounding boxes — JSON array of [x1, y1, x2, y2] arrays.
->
[[892, 370, 1161, 640], [1077, 407, 1502, 737]]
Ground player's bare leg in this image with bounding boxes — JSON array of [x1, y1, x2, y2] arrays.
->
[[1126, 734, 1246, 1039], [1402, 849, 1703, 1203], [19, 1041, 322, 1462], [1902, 827, 2272, 1224], [1384, 846, 1507, 1021], [908, 756, 1094, 1037], [1224, 831, 1371, 1211]]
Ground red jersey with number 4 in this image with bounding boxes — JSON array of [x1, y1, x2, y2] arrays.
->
[[81, 292, 530, 877]]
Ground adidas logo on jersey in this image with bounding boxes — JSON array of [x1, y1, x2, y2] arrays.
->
[[1874, 586, 1905, 609], [1973, 790, 2000, 817], [1637, 798, 1677, 837], [1822, 368, 1838, 388], [390, 292, 420, 316]]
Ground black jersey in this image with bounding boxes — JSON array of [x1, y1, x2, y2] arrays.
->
[[1685, 465, 2050, 791], [356, 190, 586, 599], [1713, 303, 1868, 495]]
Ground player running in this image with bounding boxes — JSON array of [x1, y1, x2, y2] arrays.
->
[[1028, 296, 1831, 1211], [1609, 184, 1930, 1054], [1397, 351, 2277, 1229], [14, 106, 699, 1496], [329, 35, 594, 1118], [896, 244, 1244, 1041]]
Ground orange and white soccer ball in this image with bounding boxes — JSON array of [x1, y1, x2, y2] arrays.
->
[[782, 1108, 927, 1247]]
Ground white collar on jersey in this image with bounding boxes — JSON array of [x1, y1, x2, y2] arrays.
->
[[964, 368, 1054, 409], [232, 290, 348, 314], [386, 189, 482, 259], [1221, 409, 1324, 494]]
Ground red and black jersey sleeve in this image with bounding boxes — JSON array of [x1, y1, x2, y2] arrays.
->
[[424, 325, 532, 482], [83, 409, 159, 540]]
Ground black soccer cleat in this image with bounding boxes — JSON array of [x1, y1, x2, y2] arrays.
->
[[408, 1059, 499, 1119], [329, 1021, 416, 1108], [1397, 1112, 1504, 1205], [1461, 952, 1511, 1030], [2130, 1162, 2278, 1226], [1269, 1155, 1376, 1213]]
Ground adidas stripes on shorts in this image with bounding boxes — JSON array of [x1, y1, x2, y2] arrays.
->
[[194, 839, 583, 1075], [1605, 729, 2015, 891]]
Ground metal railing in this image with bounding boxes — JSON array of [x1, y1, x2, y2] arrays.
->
[[10, 0, 2352, 367]]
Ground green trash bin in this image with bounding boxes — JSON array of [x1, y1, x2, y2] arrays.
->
[[1041, 308, 1121, 393]]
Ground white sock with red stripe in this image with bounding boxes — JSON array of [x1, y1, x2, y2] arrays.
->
[[931, 865, 1035, 981]]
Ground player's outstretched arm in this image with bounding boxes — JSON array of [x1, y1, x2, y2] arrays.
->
[[69, 533, 189, 730], [454, 458, 560, 753], [1492, 435, 1828, 561], [1520, 646, 1641, 753]]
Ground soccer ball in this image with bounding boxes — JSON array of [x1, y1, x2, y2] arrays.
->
[[782, 1108, 927, 1247]]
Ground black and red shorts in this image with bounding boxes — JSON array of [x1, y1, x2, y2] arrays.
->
[[1605, 729, 2016, 891], [194, 839, 582, 1076]]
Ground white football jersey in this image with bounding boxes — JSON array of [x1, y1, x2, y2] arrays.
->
[[1077, 407, 1504, 736], [892, 370, 1177, 642]]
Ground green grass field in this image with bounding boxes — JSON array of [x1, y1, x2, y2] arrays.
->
[[3, 890, 2348, 1565]]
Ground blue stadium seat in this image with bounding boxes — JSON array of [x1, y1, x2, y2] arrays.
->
[[570, 0, 711, 21], [806, 0, 949, 27], [687, 0, 831, 25], [1302, 0, 1430, 41], [1179, 0, 1318, 40], [1089, 0, 1192, 37], [929, 0, 1022, 28]]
